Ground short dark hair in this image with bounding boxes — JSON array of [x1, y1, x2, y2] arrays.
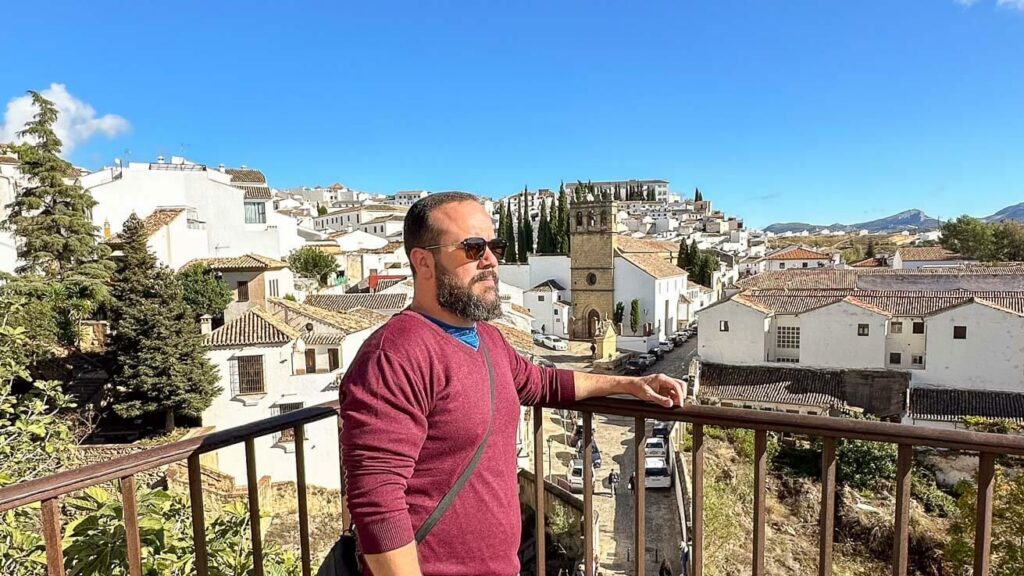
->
[[403, 191, 481, 274]]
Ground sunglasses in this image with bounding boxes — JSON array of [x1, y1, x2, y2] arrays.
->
[[422, 237, 508, 261]]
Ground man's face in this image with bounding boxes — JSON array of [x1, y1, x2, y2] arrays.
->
[[428, 201, 502, 321]]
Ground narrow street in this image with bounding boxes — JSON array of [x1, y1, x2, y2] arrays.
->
[[535, 338, 697, 574]]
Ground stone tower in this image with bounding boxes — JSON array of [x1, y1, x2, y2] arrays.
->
[[569, 199, 618, 339]]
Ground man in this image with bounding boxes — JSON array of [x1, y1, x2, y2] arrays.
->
[[340, 192, 685, 575]]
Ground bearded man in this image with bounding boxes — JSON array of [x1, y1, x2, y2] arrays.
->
[[339, 192, 684, 575]]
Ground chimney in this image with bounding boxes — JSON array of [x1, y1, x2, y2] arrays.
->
[[218, 163, 225, 173], [199, 314, 213, 335], [157, 155, 165, 164]]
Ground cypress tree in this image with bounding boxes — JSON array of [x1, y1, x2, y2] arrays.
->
[[557, 182, 570, 253], [677, 237, 690, 270], [537, 199, 552, 253], [504, 201, 518, 264], [522, 188, 534, 259], [107, 214, 221, 432], [3, 91, 114, 346], [647, 187, 656, 202], [688, 240, 700, 274], [630, 299, 642, 335]]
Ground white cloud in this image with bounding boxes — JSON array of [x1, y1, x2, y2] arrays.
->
[[996, 0, 1024, 9], [954, 0, 981, 6], [0, 83, 130, 156]]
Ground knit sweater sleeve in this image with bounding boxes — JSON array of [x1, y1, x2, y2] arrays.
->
[[339, 348, 430, 554], [492, 329, 576, 407]]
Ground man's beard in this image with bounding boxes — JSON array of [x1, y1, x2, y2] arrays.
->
[[435, 264, 503, 322]]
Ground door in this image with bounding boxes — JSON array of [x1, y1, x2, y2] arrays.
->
[[328, 348, 340, 372], [305, 349, 317, 373], [587, 309, 601, 339]]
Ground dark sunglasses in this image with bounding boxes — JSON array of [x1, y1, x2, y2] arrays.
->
[[422, 237, 508, 261]]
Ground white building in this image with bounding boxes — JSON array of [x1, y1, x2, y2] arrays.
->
[[764, 246, 835, 271], [614, 252, 688, 339], [353, 214, 405, 240], [313, 204, 407, 233], [186, 254, 297, 323], [82, 157, 302, 263], [523, 280, 570, 336], [892, 247, 974, 270], [390, 190, 429, 207], [203, 300, 387, 489], [108, 208, 209, 271], [565, 179, 670, 203], [0, 154, 28, 274]]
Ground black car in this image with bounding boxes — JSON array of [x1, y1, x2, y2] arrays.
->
[[653, 421, 673, 438], [624, 358, 646, 374], [576, 442, 603, 468]]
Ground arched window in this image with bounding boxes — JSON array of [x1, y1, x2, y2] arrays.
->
[[588, 211, 596, 227], [575, 211, 583, 227], [600, 210, 608, 226]]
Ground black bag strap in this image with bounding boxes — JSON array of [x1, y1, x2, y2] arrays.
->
[[414, 339, 496, 542]]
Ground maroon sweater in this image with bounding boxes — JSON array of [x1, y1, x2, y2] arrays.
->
[[339, 310, 576, 575]]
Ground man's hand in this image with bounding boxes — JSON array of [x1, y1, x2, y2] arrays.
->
[[620, 373, 687, 408]]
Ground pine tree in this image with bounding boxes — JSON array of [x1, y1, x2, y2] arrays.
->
[[504, 201, 518, 264], [695, 187, 703, 202], [3, 91, 114, 346], [677, 237, 690, 270], [866, 239, 876, 258], [630, 299, 642, 335], [107, 214, 221, 432]]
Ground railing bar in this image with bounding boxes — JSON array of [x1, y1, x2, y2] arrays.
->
[[752, 430, 767, 576], [188, 454, 210, 576], [295, 425, 312, 576], [973, 452, 996, 576], [635, 416, 646, 576], [818, 437, 836, 576], [583, 411, 595, 576], [120, 476, 143, 576], [41, 497, 65, 576], [691, 424, 704, 576], [533, 406, 545, 576], [245, 439, 265, 576], [892, 445, 912, 576]]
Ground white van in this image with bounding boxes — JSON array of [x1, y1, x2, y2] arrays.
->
[[644, 457, 672, 489]]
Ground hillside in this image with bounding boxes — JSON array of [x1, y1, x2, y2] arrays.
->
[[764, 209, 938, 235], [983, 202, 1024, 223]]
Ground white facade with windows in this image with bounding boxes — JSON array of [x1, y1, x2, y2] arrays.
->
[[918, 301, 1024, 392], [524, 281, 570, 336], [697, 299, 771, 365], [799, 300, 888, 369], [613, 258, 686, 340]]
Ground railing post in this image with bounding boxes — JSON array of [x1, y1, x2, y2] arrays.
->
[[818, 437, 836, 576], [892, 444, 912, 576], [635, 416, 646, 576], [295, 425, 312, 576], [533, 406, 545, 576], [41, 497, 65, 576], [188, 454, 209, 576], [691, 424, 704, 576], [245, 438, 265, 576], [973, 452, 996, 576], [338, 414, 351, 530], [120, 476, 143, 576], [752, 430, 767, 576], [583, 411, 595, 576]]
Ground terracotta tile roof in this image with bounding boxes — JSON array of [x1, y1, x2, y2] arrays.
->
[[530, 279, 567, 291], [739, 290, 1024, 317], [910, 387, 1024, 424], [364, 241, 405, 255], [361, 214, 406, 225], [110, 208, 184, 241], [698, 363, 849, 410], [327, 204, 408, 216], [897, 247, 964, 262], [767, 247, 831, 261], [224, 168, 267, 183], [269, 298, 388, 335], [0, 155, 19, 165], [305, 293, 410, 313], [851, 257, 887, 268], [616, 236, 677, 254], [374, 278, 405, 292], [619, 252, 686, 279], [492, 321, 533, 355], [738, 270, 861, 290], [301, 333, 348, 345], [186, 254, 288, 271], [510, 303, 533, 317], [731, 294, 776, 315], [840, 296, 894, 317], [207, 307, 298, 347], [236, 184, 272, 200]]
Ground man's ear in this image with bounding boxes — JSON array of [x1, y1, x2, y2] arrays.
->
[[410, 247, 435, 281]]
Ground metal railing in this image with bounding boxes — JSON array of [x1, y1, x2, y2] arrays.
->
[[2, 397, 1023, 576]]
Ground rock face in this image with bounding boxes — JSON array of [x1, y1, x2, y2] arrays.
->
[[765, 209, 939, 234], [983, 202, 1024, 223]]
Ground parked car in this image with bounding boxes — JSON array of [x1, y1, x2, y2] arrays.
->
[[653, 421, 673, 438], [541, 335, 568, 351], [566, 459, 588, 493], [650, 346, 665, 360], [533, 332, 545, 345], [624, 358, 646, 374], [576, 442, 602, 469], [644, 436, 668, 459], [671, 332, 688, 345], [658, 340, 674, 353], [644, 457, 673, 489], [637, 353, 658, 367], [569, 422, 592, 448]]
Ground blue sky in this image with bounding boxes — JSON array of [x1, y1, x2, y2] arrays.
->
[[2, 1, 1022, 228]]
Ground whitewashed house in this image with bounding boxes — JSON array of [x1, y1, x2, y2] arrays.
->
[[313, 204, 407, 233], [614, 252, 687, 339], [0, 154, 28, 274], [764, 246, 835, 271], [523, 280, 570, 336], [107, 208, 209, 271], [186, 255, 297, 323], [893, 247, 974, 270]]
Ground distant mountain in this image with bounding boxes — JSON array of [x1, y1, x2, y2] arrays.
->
[[983, 202, 1024, 223], [764, 209, 939, 234]]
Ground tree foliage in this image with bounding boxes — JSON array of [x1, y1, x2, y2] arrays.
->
[[178, 264, 233, 318], [555, 182, 569, 253], [629, 299, 641, 335], [940, 216, 995, 260], [503, 201, 518, 264], [286, 246, 339, 287], [316, 203, 328, 216], [1, 91, 114, 346], [948, 471, 1024, 576], [107, 214, 220, 431], [536, 198, 556, 253], [613, 301, 625, 327]]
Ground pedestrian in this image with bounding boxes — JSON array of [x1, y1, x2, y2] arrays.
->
[[609, 470, 619, 496], [590, 341, 597, 359], [574, 563, 586, 576], [627, 473, 636, 494], [339, 192, 688, 576], [659, 557, 673, 576]]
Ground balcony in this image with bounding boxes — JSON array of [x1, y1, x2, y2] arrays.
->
[[2, 398, 1022, 576]]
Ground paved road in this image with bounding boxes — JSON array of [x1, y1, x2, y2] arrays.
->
[[540, 338, 698, 575]]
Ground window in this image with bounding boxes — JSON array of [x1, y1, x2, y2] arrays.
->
[[912, 354, 924, 367], [857, 324, 869, 337], [269, 278, 279, 298], [776, 357, 799, 363], [236, 281, 249, 302], [954, 325, 967, 340], [586, 273, 597, 286], [778, 262, 785, 269], [913, 322, 925, 334], [305, 349, 317, 373], [889, 352, 902, 365], [273, 402, 305, 443], [575, 212, 583, 227], [244, 201, 267, 224], [719, 320, 730, 332], [231, 355, 265, 396], [802, 262, 808, 268], [538, 295, 545, 302], [891, 321, 903, 334], [328, 348, 340, 372], [776, 326, 800, 349]]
